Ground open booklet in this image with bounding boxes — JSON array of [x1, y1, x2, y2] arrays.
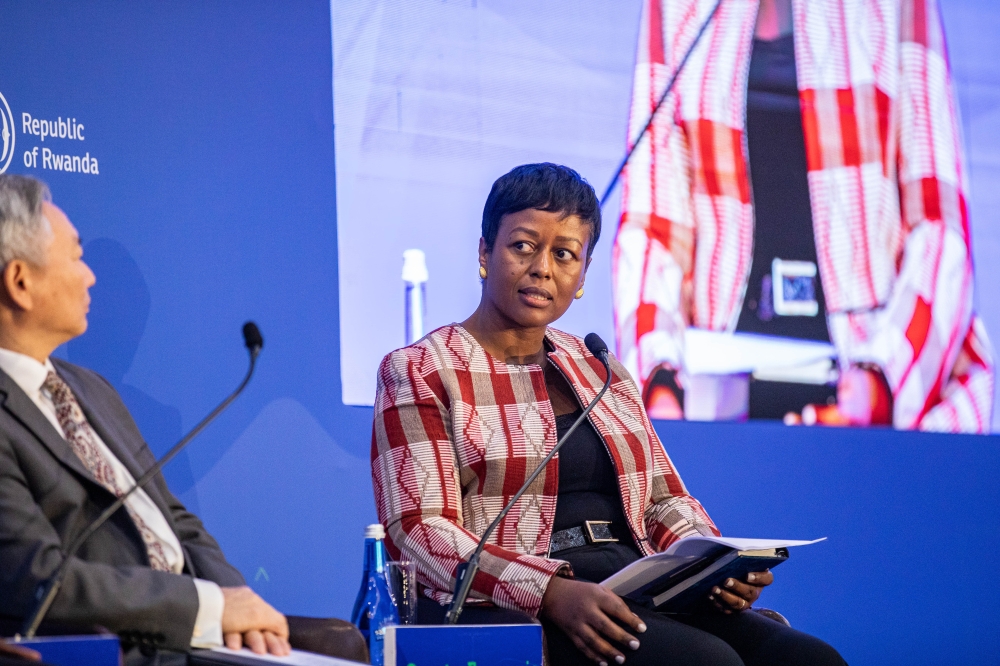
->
[[189, 647, 362, 666], [601, 536, 825, 613]]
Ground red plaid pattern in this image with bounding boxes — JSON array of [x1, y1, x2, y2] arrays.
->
[[613, 0, 994, 432], [371, 325, 718, 616]]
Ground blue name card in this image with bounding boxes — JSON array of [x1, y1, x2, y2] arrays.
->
[[14, 635, 121, 666], [384, 625, 543, 666]]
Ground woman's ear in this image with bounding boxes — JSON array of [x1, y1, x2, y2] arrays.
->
[[576, 256, 591, 292], [478, 237, 489, 271]]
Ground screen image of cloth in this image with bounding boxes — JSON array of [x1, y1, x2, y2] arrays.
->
[[735, 34, 837, 418]]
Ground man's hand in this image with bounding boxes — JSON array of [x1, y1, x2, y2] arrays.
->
[[221, 586, 290, 656], [0, 639, 40, 662], [541, 576, 646, 666], [708, 570, 774, 614]]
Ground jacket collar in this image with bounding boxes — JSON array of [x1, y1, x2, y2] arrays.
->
[[450, 323, 590, 365], [0, 366, 100, 485], [50, 360, 191, 573], [53, 360, 149, 485], [1, 360, 191, 572]]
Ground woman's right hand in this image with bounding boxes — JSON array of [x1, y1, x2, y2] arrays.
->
[[541, 576, 646, 666]]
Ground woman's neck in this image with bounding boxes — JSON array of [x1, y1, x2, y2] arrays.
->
[[461, 304, 548, 366]]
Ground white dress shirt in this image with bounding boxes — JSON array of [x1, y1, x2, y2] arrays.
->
[[0, 348, 224, 648]]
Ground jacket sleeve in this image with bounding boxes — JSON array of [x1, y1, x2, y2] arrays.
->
[[371, 349, 566, 617], [854, 0, 994, 431], [612, 0, 696, 387], [0, 433, 200, 652], [643, 432, 720, 552], [605, 355, 719, 550]]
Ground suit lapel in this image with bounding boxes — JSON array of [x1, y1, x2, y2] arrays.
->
[[56, 367, 178, 525], [0, 368, 100, 485], [59, 368, 167, 504]]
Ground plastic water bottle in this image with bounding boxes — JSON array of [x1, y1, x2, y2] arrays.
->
[[402, 249, 428, 345], [351, 524, 400, 666]]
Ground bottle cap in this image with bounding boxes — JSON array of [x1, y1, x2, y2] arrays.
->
[[401, 249, 429, 284], [365, 524, 386, 539]]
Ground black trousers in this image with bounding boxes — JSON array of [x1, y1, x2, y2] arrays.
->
[[418, 598, 845, 666]]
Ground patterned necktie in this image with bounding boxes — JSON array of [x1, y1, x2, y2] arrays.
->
[[42, 370, 173, 572]]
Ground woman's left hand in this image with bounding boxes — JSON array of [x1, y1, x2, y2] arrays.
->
[[707, 570, 773, 614]]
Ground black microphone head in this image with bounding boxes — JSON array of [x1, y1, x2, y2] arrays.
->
[[584, 333, 608, 359], [242, 321, 264, 353]]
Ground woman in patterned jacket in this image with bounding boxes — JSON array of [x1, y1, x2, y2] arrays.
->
[[371, 163, 844, 666]]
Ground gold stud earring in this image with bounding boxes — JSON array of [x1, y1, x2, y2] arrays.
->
[[479, 266, 488, 279], [575, 287, 585, 299]]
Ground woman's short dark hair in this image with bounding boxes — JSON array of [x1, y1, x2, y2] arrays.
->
[[482, 163, 601, 258]]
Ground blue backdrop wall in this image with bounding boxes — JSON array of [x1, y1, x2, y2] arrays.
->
[[0, 2, 997, 664], [0, 0, 377, 622]]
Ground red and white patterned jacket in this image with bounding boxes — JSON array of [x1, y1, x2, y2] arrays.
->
[[613, 0, 994, 432], [371, 324, 718, 617]]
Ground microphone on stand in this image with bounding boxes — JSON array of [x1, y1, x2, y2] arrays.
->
[[19, 322, 266, 639], [445, 333, 613, 624]]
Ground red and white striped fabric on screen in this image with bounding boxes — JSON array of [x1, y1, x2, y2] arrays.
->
[[613, 0, 994, 432], [371, 324, 718, 617]]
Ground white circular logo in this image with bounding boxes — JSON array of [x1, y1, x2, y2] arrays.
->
[[0, 91, 15, 173]]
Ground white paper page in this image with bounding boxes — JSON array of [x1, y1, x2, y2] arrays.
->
[[207, 647, 361, 666], [602, 537, 825, 596], [664, 536, 826, 558]]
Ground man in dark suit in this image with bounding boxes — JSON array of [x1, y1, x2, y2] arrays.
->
[[0, 174, 290, 663]]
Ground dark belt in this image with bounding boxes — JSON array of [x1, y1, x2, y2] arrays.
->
[[550, 521, 619, 554]]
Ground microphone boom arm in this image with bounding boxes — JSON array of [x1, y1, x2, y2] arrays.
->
[[21, 339, 262, 639]]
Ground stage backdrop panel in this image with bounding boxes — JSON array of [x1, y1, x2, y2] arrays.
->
[[657, 420, 1000, 666], [333, 0, 642, 406], [0, 0, 376, 619], [333, 0, 1000, 432]]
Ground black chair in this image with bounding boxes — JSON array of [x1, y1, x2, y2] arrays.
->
[[752, 607, 790, 626], [287, 616, 368, 662]]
